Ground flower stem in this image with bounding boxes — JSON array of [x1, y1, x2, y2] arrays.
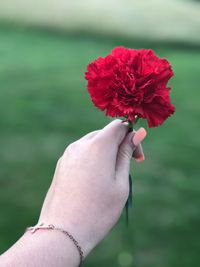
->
[[135, 115, 140, 124], [127, 116, 139, 131], [128, 120, 133, 132], [125, 116, 139, 226]]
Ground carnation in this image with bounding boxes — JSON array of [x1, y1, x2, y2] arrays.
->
[[85, 46, 175, 127]]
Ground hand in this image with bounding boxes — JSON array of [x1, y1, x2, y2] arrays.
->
[[39, 119, 147, 258]]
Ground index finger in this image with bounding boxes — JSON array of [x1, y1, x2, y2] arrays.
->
[[96, 119, 129, 147]]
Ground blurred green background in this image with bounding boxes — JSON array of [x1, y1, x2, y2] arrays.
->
[[0, 1, 200, 267]]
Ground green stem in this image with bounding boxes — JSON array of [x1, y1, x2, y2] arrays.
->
[[135, 116, 140, 124], [125, 116, 140, 226], [128, 120, 133, 131], [127, 116, 139, 131]]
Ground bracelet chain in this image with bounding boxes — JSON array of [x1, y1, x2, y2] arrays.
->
[[26, 223, 84, 266]]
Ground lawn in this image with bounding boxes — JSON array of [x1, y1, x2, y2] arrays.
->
[[0, 25, 199, 267]]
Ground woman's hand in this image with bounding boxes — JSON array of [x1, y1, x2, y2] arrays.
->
[[0, 120, 147, 267], [39, 119, 147, 257]]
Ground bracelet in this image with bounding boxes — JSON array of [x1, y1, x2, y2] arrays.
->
[[26, 222, 84, 266]]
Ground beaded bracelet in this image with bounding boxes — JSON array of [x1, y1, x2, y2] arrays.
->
[[26, 222, 84, 266]]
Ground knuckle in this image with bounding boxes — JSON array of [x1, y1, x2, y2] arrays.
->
[[88, 136, 102, 150], [64, 139, 91, 158], [64, 141, 78, 155], [56, 156, 62, 166], [118, 147, 132, 160]]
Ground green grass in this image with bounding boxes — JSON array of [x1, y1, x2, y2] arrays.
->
[[0, 25, 200, 267]]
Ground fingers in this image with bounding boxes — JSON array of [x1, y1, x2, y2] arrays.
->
[[132, 128, 147, 146], [79, 119, 128, 143], [79, 130, 100, 141], [133, 143, 145, 162], [96, 119, 129, 146], [115, 127, 147, 176], [78, 120, 145, 165], [80, 120, 145, 164], [131, 128, 146, 162]]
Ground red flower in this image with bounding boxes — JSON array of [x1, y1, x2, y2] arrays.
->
[[85, 46, 175, 127]]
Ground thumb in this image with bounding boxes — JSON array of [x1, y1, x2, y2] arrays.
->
[[116, 127, 147, 175]]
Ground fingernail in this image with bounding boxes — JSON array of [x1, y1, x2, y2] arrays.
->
[[132, 128, 147, 146], [135, 154, 145, 163]]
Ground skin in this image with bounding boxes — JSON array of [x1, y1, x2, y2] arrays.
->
[[0, 119, 146, 267]]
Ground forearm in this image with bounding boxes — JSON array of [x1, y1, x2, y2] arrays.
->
[[0, 230, 80, 267]]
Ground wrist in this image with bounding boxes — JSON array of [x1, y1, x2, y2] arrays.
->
[[39, 213, 96, 257], [25, 229, 80, 266], [1, 229, 80, 267]]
